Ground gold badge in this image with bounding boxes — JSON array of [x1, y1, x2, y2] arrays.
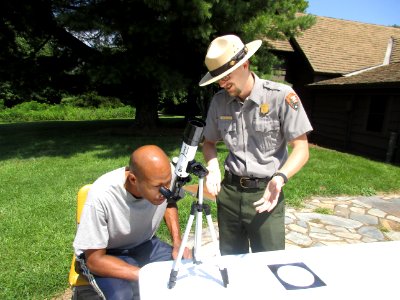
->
[[220, 115, 232, 120], [260, 103, 269, 114]]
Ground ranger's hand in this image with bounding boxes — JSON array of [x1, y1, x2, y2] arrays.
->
[[253, 175, 285, 213], [205, 160, 221, 197]]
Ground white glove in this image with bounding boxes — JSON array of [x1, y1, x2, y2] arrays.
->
[[205, 159, 221, 197]]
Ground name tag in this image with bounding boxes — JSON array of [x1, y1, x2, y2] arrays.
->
[[220, 115, 232, 120]]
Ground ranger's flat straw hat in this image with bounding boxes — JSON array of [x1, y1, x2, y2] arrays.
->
[[199, 35, 262, 86]]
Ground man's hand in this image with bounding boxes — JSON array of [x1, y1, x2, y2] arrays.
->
[[172, 245, 192, 260], [253, 175, 285, 213], [205, 159, 221, 197]]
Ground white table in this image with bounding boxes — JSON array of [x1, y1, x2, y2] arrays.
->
[[140, 241, 400, 299]]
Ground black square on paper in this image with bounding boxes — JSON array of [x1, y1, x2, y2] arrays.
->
[[268, 262, 326, 290]]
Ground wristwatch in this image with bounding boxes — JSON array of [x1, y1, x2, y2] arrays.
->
[[272, 172, 288, 184]]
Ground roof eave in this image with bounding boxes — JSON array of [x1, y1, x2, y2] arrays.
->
[[308, 81, 400, 90]]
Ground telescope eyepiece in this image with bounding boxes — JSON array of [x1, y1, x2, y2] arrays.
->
[[160, 186, 173, 199]]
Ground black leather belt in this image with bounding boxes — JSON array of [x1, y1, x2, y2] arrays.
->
[[224, 171, 271, 189]]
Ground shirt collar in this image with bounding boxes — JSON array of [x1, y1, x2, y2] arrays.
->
[[247, 73, 264, 105], [224, 72, 263, 105]]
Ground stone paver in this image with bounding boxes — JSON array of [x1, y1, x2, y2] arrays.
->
[[285, 194, 400, 248], [192, 194, 400, 256]]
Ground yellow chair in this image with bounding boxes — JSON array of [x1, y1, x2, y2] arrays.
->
[[68, 184, 101, 299]]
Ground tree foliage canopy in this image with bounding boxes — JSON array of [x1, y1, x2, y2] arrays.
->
[[0, 0, 314, 126]]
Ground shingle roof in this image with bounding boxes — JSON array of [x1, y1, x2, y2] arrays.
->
[[391, 37, 400, 63], [309, 36, 400, 88], [268, 15, 400, 75], [308, 62, 400, 88], [265, 38, 294, 52]]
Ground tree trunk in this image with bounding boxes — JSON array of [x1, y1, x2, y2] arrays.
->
[[133, 89, 159, 129]]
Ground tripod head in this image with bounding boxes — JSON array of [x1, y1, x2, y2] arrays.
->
[[160, 159, 208, 203], [187, 160, 208, 179]]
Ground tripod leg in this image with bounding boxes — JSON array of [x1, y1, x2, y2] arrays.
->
[[204, 208, 229, 287], [204, 213, 219, 256], [168, 213, 195, 289], [193, 204, 203, 264], [193, 177, 206, 264], [220, 268, 229, 288]]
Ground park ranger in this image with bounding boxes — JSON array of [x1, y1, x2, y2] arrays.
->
[[199, 34, 313, 255]]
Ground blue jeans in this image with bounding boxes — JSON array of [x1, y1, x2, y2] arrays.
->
[[94, 236, 172, 300]]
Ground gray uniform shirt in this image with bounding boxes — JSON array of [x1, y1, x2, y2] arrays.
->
[[73, 167, 167, 256], [204, 73, 313, 178]]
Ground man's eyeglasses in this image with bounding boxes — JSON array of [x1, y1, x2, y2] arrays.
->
[[218, 73, 231, 84]]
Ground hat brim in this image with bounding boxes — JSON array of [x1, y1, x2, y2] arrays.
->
[[199, 40, 262, 87]]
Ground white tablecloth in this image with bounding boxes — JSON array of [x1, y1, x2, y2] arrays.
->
[[140, 241, 399, 300]]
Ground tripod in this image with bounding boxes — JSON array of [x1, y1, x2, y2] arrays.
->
[[167, 169, 229, 289]]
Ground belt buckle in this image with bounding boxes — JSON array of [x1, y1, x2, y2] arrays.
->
[[240, 177, 251, 188]]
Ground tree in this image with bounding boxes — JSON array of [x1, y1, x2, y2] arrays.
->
[[1, 0, 314, 127], [0, 0, 99, 105]]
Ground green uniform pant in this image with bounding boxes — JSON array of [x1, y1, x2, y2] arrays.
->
[[217, 180, 285, 255]]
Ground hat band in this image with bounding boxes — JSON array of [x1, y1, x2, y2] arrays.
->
[[209, 46, 248, 77]]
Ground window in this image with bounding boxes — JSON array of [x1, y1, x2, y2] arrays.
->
[[366, 95, 388, 132]]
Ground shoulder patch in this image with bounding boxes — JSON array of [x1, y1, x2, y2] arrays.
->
[[285, 92, 300, 111]]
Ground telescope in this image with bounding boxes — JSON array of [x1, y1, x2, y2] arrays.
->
[[162, 118, 229, 289], [160, 118, 206, 203]]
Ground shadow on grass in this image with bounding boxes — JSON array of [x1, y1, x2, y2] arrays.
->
[[0, 118, 200, 161]]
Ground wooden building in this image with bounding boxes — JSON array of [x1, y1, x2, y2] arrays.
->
[[308, 61, 400, 164], [268, 15, 400, 164]]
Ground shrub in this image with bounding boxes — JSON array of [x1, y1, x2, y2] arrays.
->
[[0, 82, 21, 107], [0, 101, 135, 122], [61, 92, 124, 108], [13, 101, 50, 111]]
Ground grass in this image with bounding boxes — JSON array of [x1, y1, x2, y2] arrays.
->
[[379, 226, 390, 233], [285, 144, 400, 206], [0, 118, 206, 299], [313, 207, 334, 215], [0, 118, 399, 299]]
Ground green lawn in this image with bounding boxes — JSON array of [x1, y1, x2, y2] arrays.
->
[[0, 119, 399, 299]]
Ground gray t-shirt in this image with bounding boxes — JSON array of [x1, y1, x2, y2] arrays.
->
[[204, 74, 313, 178], [73, 167, 167, 256]]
